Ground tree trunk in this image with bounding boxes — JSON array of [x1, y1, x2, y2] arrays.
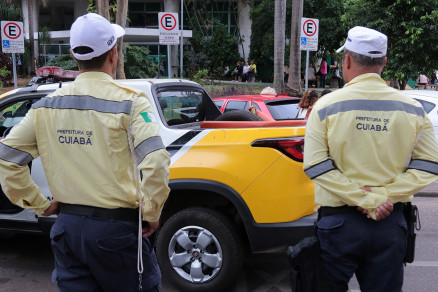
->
[[27, 0, 35, 73], [390, 78, 399, 89], [398, 80, 407, 90], [287, 0, 303, 93], [273, 0, 286, 94], [116, 0, 128, 79], [96, 0, 110, 20]]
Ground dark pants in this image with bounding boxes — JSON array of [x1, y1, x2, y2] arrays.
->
[[320, 74, 327, 88], [50, 213, 161, 292], [317, 210, 407, 292]]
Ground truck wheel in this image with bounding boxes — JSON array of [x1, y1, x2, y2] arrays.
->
[[215, 110, 263, 121], [156, 207, 244, 292]]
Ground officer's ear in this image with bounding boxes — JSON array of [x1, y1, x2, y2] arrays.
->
[[108, 45, 118, 65]]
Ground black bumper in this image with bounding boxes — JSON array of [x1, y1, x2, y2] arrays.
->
[[244, 213, 318, 252]]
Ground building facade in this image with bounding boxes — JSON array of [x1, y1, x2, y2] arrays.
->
[[18, 0, 252, 78]]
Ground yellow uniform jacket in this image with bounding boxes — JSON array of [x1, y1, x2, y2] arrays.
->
[[0, 72, 170, 222], [304, 73, 438, 219]]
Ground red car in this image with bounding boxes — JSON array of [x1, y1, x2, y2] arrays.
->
[[213, 94, 302, 120]]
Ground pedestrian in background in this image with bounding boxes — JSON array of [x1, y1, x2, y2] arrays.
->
[[0, 13, 170, 292], [430, 72, 437, 85], [418, 73, 429, 85], [319, 57, 328, 88], [248, 60, 257, 82], [304, 26, 438, 292], [242, 61, 250, 82], [296, 90, 319, 118], [233, 60, 243, 81], [320, 89, 332, 97]]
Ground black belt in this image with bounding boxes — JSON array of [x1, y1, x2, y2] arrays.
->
[[319, 203, 405, 218], [60, 203, 139, 222]]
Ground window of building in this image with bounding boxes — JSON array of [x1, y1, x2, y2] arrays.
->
[[39, 3, 74, 31], [128, 1, 163, 28], [184, 1, 239, 36]]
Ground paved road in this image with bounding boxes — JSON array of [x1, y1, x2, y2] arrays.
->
[[0, 195, 437, 292]]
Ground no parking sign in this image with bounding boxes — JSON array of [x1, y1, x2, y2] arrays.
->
[[300, 18, 318, 51], [1, 21, 24, 53], [158, 12, 180, 45]]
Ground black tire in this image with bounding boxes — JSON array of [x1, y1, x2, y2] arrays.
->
[[156, 207, 244, 292], [215, 110, 263, 121]]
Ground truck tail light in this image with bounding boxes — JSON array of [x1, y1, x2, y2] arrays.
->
[[252, 138, 304, 162]]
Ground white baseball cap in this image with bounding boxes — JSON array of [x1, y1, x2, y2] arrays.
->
[[70, 13, 125, 61], [336, 26, 387, 58]]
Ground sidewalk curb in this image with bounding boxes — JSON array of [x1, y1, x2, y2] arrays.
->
[[414, 192, 438, 197]]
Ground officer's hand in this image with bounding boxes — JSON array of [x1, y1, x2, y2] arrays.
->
[[374, 199, 393, 221], [142, 221, 159, 238], [42, 200, 60, 216], [357, 187, 372, 216]]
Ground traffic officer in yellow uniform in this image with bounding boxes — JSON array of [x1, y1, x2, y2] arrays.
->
[[304, 26, 438, 291], [0, 13, 170, 292]]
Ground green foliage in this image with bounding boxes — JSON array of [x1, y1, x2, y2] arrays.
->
[[184, 23, 240, 80], [193, 69, 209, 84], [0, 66, 11, 79], [342, 0, 438, 87], [124, 45, 158, 79], [249, 0, 345, 82], [0, 2, 23, 23], [0, 65, 11, 88], [47, 55, 78, 70]]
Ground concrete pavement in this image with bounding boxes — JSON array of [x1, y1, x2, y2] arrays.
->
[[415, 180, 438, 197]]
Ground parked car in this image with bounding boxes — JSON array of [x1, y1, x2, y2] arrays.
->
[[0, 79, 316, 292], [402, 90, 438, 141], [213, 94, 302, 120]]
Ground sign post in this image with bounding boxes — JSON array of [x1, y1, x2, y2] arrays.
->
[[159, 12, 179, 78], [300, 18, 319, 92], [1, 21, 25, 89]]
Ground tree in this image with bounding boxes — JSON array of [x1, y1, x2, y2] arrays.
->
[[342, 0, 438, 89], [250, 0, 345, 83], [115, 0, 128, 79], [184, 23, 240, 79], [95, 0, 110, 20], [27, 0, 35, 73], [124, 45, 158, 79], [273, 0, 286, 93], [287, 0, 303, 92], [38, 26, 51, 66], [90, 0, 127, 79]]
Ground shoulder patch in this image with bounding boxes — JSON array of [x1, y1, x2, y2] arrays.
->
[[140, 112, 157, 123]]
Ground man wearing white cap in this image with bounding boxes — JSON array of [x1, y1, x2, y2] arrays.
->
[[303, 26, 438, 291], [0, 13, 170, 291]]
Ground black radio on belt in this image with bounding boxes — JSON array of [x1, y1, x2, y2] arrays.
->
[[403, 202, 420, 264]]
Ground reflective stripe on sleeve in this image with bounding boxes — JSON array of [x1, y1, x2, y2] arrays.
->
[[407, 159, 438, 175], [318, 100, 425, 120], [135, 136, 165, 162], [33, 96, 132, 114], [304, 159, 336, 179], [0, 143, 33, 166]]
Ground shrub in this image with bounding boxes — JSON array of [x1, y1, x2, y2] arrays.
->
[[193, 69, 209, 85], [47, 55, 78, 70], [124, 45, 158, 79], [184, 23, 240, 80]]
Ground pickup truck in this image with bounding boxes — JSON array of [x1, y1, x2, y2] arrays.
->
[[0, 78, 317, 292]]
